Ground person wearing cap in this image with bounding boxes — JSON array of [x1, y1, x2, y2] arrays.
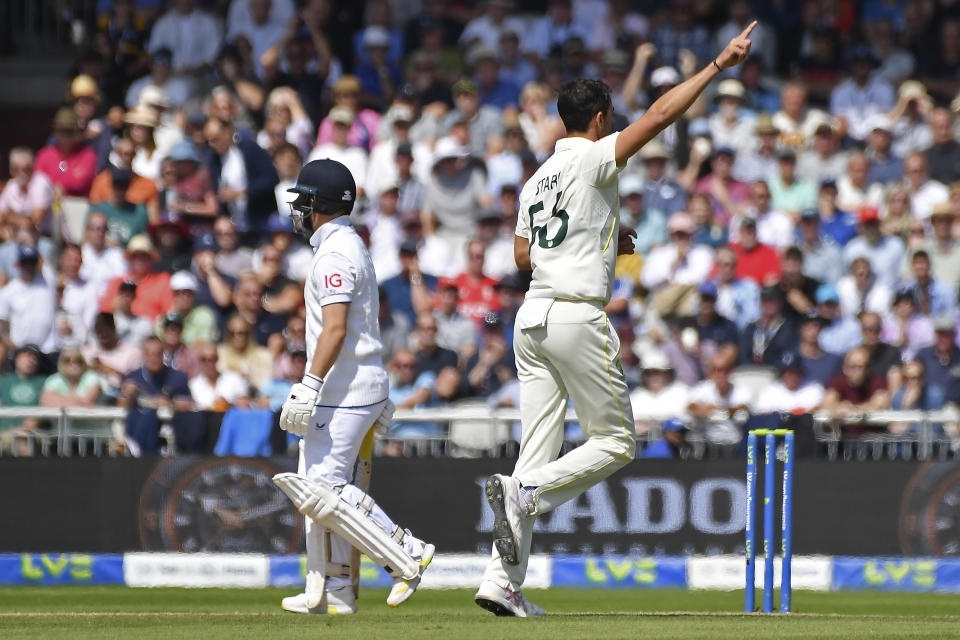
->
[[640, 418, 690, 459], [813, 179, 858, 247], [837, 152, 886, 213], [69, 74, 104, 142], [628, 349, 690, 435], [0, 243, 56, 354], [354, 26, 403, 107], [842, 205, 905, 289], [156, 310, 199, 378], [160, 138, 218, 226], [798, 207, 844, 285], [753, 349, 825, 416], [836, 256, 892, 319], [796, 116, 850, 186], [865, 114, 903, 186], [89, 166, 150, 247], [830, 45, 895, 142], [34, 107, 98, 197], [440, 78, 504, 158], [421, 137, 492, 241], [881, 288, 934, 362], [149, 212, 193, 274], [923, 108, 960, 185], [0, 148, 54, 232], [307, 106, 369, 198], [637, 139, 688, 221], [123, 105, 163, 183], [159, 270, 217, 346], [890, 80, 934, 159], [708, 79, 754, 155], [187, 232, 233, 313], [814, 283, 862, 356], [641, 211, 714, 317], [793, 311, 840, 386], [619, 174, 666, 254], [916, 202, 960, 289], [89, 137, 161, 220], [902, 152, 950, 220], [729, 216, 782, 285], [695, 280, 738, 351], [366, 104, 426, 199], [99, 234, 173, 322], [767, 145, 817, 220], [147, 0, 221, 74], [738, 285, 797, 367]]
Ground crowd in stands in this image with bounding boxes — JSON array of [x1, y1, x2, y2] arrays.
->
[[3, 0, 960, 458]]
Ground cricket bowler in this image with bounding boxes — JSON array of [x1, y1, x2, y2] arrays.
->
[[475, 24, 757, 617], [273, 158, 434, 614]]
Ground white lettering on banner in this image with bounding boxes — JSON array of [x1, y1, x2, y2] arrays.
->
[[417, 554, 552, 590], [687, 556, 833, 591], [690, 480, 746, 535], [477, 476, 746, 536], [622, 479, 685, 533], [122, 553, 269, 588]]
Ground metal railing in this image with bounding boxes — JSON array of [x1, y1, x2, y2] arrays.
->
[[0, 405, 957, 461]]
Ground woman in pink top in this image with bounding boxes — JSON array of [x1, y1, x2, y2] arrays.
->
[[314, 75, 381, 152], [34, 108, 97, 197]]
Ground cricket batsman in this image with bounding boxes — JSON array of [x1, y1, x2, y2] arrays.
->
[[273, 158, 434, 614], [475, 24, 757, 617]]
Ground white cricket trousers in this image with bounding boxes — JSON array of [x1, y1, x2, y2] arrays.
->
[[483, 299, 636, 589], [300, 400, 412, 588]]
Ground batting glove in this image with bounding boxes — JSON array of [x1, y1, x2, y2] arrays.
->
[[373, 399, 396, 430], [279, 374, 323, 436]]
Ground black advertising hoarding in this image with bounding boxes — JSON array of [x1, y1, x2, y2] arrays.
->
[[1, 457, 959, 557]]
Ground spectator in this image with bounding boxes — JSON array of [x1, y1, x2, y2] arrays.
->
[[158, 312, 199, 379], [752, 350, 824, 416], [118, 335, 193, 456], [0, 148, 54, 233], [413, 312, 458, 375], [837, 153, 886, 213], [902, 249, 956, 318], [126, 48, 191, 109], [889, 360, 945, 433], [866, 115, 902, 186], [734, 115, 779, 184], [691, 147, 751, 223], [259, 348, 306, 412], [384, 348, 441, 445], [918, 204, 960, 291], [205, 117, 279, 234], [315, 75, 381, 153], [516, 81, 565, 161], [903, 152, 950, 220], [766, 148, 816, 219], [822, 345, 890, 438], [836, 256, 892, 319], [798, 208, 844, 285], [157, 271, 216, 346], [450, 240, 500, 325], [124, 106, 163, 184], [109, 280, 154, 346], [497, 30, 537, 93], [34, 108, 98, 198], [231, 272, 286, 346], [147, 0, 222, 75], [843, 206, 905, 289], [187, 233, 234, 315], [56, 243, 99, 348], [916, 317, 960, 402], [815, 283, 863, 356], [776, 247, 819, 324], [797, 312, 842, 386], [814, 179, 857, 247], [694, 282, 738, 358], [421, 138, 491, 243], [709, 246, 759, 331], [367, 105, 423, 200], [796, 120, 849, 186], [307, 107, 369, 197], [226, 0, 287, 79], [441, 79, 504, 159], [83, 312, 141, 396], [0, 345, 47, 453], [434, 281, 477, 362], [469, 46, 519, 111], [651, 0, 711, 67], [737, 180, 795, 249], [89, 166, 150, 246], [459, 0, 526, 51], [739, 286, 797, 367], [188, 340, 250, 411], [891, 81, 933, 159], [160, 139, 218, 229], [149, 214, 192, 274], [859, 310, 903, 386], [642, 212, 713, 318], [378, 286, 411, 364], [773, 80, 823, 146], [0, 245, 56, 353], [882, 288, 935, 362], [629, 350, 689, 437], [99, 235, 172, 322], [212, 305, 272, 394], [461, 312, 515, 398], [90, 137, 161, 222], [641, 418, 690, 459], [524, 0, 589, 62], [924, 108, 960, 185], [830, 46, 895, 142], [639, 140, 688, 221], [617, 175, 663, 254], [708, 79, 753, 156], [687, 348, 751, 447], [255, 213, 312, 281], [213, 217, 253, 279], [690, 192, 728, 249], [39, 348, 102, 408], [730, 216, 781, 285]]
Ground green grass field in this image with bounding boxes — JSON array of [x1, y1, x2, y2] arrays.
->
[[1, 587, 957, 639]]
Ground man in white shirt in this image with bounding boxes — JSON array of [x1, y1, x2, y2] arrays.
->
[[734, 180, 795, 249], [274, 159, 433, 615], [752, 350, 824, 415], [308, 107, 369, 198], [687, 348, 752, 445], [904, 153, 950, 219], [830, 47, 895, 142], [459, 0, 526, 50], [0, 245, 56, 353], [642, 212, 714, 317], [189, 341, 250, 410], [148, 0, 222, 75]]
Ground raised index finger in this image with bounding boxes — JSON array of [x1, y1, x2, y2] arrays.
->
[[739, 20, 758, 39]]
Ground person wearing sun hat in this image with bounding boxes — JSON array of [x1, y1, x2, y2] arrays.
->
[[98, 234, 173, 322], [34, 107, 98, 197]]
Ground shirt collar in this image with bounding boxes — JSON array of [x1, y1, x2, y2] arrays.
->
[[309, 215, 352, 248], [554, 135, 596, 153]]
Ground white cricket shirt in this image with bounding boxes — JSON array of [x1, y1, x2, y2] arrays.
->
[[516, 133, 625, 304], [306, 216, 388, 407]]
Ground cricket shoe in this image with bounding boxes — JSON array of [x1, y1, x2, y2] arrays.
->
[[386, 541, 436, 607], [485, 474, 529, 566], [281, 585, 357, 615], [474, 580, 545, 617]]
